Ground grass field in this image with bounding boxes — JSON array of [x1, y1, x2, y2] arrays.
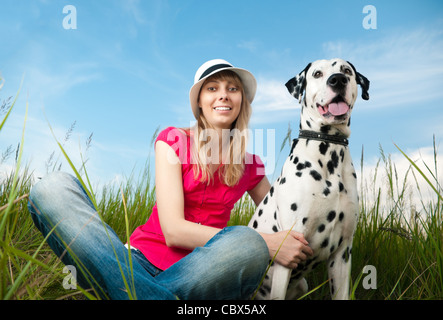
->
[[1, 84, 442, 300]]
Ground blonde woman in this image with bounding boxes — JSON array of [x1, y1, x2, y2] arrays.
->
[[28, 59, 312, 300]]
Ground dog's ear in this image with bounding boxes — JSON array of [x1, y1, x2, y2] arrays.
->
[[285, 63, 311, 103], [347, 61, 370, 100]]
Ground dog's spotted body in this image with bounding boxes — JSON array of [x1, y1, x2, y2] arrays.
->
[[249, 59, 370, 300]]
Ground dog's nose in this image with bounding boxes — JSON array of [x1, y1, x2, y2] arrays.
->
[[327, 73, 348, 91]]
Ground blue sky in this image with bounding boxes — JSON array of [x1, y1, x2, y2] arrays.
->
[[1, 0, 443, 195]]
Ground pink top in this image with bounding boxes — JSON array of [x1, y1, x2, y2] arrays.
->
[[129, 127, 265, 270]]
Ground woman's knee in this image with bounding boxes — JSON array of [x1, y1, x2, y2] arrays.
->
[[218, 226, 269, 268], [29, 171, 75, 203]]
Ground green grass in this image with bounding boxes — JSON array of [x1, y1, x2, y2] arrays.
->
[[0, 83, 442, 300]]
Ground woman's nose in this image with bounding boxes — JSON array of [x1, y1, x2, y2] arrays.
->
[[219, 89, 228, 100]]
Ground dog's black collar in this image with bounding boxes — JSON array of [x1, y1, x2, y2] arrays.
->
[[298, 130, 349, 146]]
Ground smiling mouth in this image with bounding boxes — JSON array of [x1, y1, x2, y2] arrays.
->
[[317, 96, 350, 119], [213, 107, 232, 111]]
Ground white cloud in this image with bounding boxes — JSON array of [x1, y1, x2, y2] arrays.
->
[[356, 145, 443, 218], [251, 77, 300, 124]]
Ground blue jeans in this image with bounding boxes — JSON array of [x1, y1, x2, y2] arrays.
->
[[28, 171, 269, 300]]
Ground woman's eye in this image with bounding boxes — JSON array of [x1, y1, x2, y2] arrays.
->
[[229, 87, 238, 92], [207, 87, 216, 91]]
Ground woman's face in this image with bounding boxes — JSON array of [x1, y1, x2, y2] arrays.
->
[[198, 77, 243, 131]]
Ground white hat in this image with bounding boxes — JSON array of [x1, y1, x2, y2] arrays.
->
[[189, 59, 257, 119]]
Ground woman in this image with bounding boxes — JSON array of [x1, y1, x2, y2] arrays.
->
[[28, 59, 312, 300]]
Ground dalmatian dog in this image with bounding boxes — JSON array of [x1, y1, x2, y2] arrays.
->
[[249, 59, 370, 300]]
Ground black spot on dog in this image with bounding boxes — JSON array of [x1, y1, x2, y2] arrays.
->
[[253, 220, 258, 228], [306, 120, 311, 128], [318, 160, 323, 168], [296, 172, 303, 177], [318, 224, 325, 232], [342, 247, 350, 262], [352, 172, 357, 179], [302, 217, 308, 225], [339, 182, 344, 192], [274, 211, 277, 220], [310, 170, 322, 181], [312, 262, 321, 270], [291, 203, 298, 211], [263, 196, 268, 205], [321, 238, 329, 248], [321, 125, 332, 134], [272, 225, 278, 232], [319, 142, 329, 155], [279, 177, 286, 185], [330, 261, 335, 268], [339, 212, 344, 221], [330, 245, 335, 253], [296, 161, 311, 171], [332, 61, 337, 67], [293, 156, 299, 165], [289, 139, 299, 154], [340, 149, 345, 162], [338, 236, 343, 247], [258, 209, 263, 216], [326, 180, 332, 187], [323, 188, 330, 196], [327, 151, 339, 174], [270, 186, 274, 197], [327, 210, 336, 222]]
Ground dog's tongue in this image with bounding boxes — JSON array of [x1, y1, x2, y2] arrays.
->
[[328, 102, 349, 116]]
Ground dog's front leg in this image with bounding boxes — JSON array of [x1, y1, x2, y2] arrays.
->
[[327, 241, 353, 300], [270, 263, 292, 300]]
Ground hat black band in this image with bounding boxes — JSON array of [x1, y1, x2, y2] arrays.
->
[[199, 63, 232, 81]]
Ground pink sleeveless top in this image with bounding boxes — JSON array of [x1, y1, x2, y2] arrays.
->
[[129, 127, 265, 270]]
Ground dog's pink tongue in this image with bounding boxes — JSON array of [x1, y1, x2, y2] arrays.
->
[[328, 102, 349, 116]]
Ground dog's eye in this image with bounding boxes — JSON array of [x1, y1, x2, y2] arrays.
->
[[313, 71, 323, 78], [343, 68, 353, 76]]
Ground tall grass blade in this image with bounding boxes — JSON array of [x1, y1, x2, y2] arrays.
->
[[394, 143, 443, 202]]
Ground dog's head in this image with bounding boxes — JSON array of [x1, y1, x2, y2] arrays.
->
[[286, 59, 370, 126]]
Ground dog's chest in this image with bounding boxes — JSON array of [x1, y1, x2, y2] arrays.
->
[[284, 139, 358, 249], [250, 138, 358, 256]]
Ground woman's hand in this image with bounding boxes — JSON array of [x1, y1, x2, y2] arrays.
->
[[260, 231, 314, 269]]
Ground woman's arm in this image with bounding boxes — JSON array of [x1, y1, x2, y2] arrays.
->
[[155, 140, 221, 250], [248, 177, 314, 269]]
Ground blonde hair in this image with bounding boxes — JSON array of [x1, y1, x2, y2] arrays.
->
[[189, 70, 252, 187]]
